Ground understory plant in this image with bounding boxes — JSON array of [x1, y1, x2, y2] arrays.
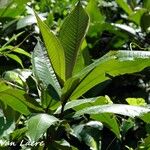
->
[[1, 1, 150, 150]]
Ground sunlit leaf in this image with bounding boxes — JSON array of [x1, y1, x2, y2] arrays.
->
[[59, 2, 89, 78], [35, 12, 66, 83], [26, 113, 59, 142], [74, 104, 150, 118]]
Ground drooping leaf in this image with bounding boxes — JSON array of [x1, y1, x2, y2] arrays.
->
[[91, 113, 121, 139], [35, 12, 66, 83], [26, 113, 59, 142], [6, 54, 23, 68], [32, 40, 61, 99], [70, 50, 150, 99], [74, 104, 150, 118], [59, 1, 89, 79]]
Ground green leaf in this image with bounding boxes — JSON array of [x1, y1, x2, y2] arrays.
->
[[140, 112, 150, 123], [35, 12, 66, 83], [115, 0, 133, 15], [0, 80, 43, 114], [70, 50, 150, 99], [91, 113, 120, 139], [2, 32, 24, 47], [143, 0, 150, 10], [6, 54, 23, 68], [11, 127, 28, 141], [55, 96, 109, 114], [128, 8, 147, 25], [126, 98, 147, 106], [73, 121, 103, 149], [74, 104, 150, 118], [32, 40, 61, 99], [86, 0, 105, 37], [59, 1, 89, 78], [121, 118, 134, 136], [0, 107, 16, 138], [0, 0, 29, 17], [26, 113, 59, 142], [140, 12, 150, 32], [138, 135, 150, 149]]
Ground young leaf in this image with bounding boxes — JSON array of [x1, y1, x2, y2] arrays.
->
[[74, 104, 150, 118], [70, 50, 150, 100], [59, 2, 89, 79], [35, 12, 66, 83], [26, 113, 59, 142]]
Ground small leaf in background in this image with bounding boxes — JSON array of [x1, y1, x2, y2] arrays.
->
[[126, 98, 147, 106], [86, 0, 105, 37], [0, 107, 16, 138], [128, 8, 147, 25], [138, 135, 150, 149], [143, 0, 150, 10], [115, 0, 133, 15], [26, 113, 59, 142], [6, 54, 23, 68], [140, 12, 150, 32], [121, 118, 134, 136]]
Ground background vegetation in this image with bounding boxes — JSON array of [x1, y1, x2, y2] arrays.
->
[[0, 0, 150, 149]]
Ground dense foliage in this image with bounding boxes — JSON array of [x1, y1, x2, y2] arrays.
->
[[0, 0, 150, 149]]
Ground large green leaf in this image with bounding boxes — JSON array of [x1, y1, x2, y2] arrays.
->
[[0, 80, 43, 114], [74, 104, 150, 118], [69, 50, 150, 99], [55, 96, 109, 114], [32, 40, 61, 99], [35, 13, 66, 83], [59, 2, 89, 79], [26, 113, 59, 142]]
